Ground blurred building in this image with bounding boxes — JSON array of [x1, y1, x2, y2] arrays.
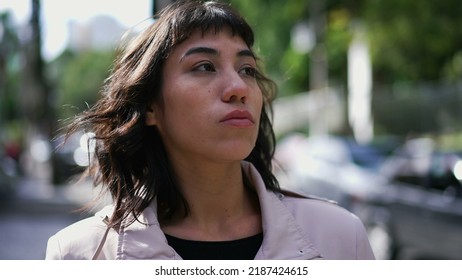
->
[[67, 15, 127, 53]]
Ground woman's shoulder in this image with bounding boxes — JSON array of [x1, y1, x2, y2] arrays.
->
[[278, 188, 362, 227], [280, 189, 339, 205], [53, 212, 109, 238], [55, 204, 114, 235], [279, 189, 347, 215], [277, 189, 375, 259], [45, 205, 115, 260]]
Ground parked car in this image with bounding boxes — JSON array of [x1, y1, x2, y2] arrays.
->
[[361, 137, 462, 259], [274, 134, 391, 212], [276, 135, 462, 259]]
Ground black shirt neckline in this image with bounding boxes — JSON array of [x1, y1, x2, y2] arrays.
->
[[165, 232, 263, 260]]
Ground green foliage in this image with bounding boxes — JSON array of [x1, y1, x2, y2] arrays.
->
[[0, 11, 21, 121], [228, 0, 310, 96], [280, 48, 310, 94], [228, 0, 357, 95], [50, 49, 116, 120], [442, 51, 462, 82], [228, 0, 462, 92], [362, 0, 462, 83]]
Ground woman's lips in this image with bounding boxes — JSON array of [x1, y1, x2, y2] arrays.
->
[[220, 110, 255, 127]]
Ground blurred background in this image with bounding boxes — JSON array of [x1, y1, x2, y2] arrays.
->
[[1, 0, 461, 259]]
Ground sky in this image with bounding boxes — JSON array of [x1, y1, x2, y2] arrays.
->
[[1, 0, 152, 60]]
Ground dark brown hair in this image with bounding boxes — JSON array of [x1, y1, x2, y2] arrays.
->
[[65, 0, 279, 227]]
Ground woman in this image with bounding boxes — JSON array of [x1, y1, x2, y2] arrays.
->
[[46, 0, 375, 260]]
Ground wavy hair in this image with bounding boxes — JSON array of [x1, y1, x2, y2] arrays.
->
[[65, 0, 280, 227]]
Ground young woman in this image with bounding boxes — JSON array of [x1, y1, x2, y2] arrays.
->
[[46, 0, 375, 260]]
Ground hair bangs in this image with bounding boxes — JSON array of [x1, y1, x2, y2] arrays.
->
[[169, 1, 254, 48]]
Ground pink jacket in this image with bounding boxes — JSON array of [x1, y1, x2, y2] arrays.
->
[[45, 161, 375, 260]]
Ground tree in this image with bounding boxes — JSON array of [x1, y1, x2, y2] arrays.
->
[[228, 0, 356, 95], [19, 0, 55, 138], [0, 12, 20, 123], [229, 0, 462, 91], [50, 49, 116, 122], [0, 11, 23, 164], [361, 0, 462, 83]]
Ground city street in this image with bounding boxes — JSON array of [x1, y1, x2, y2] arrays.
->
[[0, 176, 102, 260]]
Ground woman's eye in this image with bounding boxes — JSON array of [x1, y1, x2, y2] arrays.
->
[[194, 63, 215, 72], [240, 66, 258, 78]]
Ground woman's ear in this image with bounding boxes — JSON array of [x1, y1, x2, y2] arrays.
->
[[145, 104, 158, 126]]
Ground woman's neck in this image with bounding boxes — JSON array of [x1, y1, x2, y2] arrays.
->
[[161, 160, 262, 241]]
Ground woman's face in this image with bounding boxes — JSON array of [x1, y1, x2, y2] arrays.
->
[[146, 28, 263, 165]]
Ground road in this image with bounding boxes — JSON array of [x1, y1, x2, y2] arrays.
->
[[0, 176, 102, 260]]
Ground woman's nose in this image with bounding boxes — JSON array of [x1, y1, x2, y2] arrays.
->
[[221, 71, 249, 104]]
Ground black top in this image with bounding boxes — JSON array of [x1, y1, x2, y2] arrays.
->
[[165, 232, 263, 260]]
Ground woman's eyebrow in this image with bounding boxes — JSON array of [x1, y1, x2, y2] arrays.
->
[[180, 47, 255, 61], [237, 49, 256, 60], [180, 47, 218, 61]]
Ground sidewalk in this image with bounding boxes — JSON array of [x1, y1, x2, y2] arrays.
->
[[0, 175, 102, 260], [11, 174, 110, 211]]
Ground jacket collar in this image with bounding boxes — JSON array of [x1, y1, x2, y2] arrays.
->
[[115, 161, 322, 259], [115, 199, 182, 259], [242, 161, 323, 260]]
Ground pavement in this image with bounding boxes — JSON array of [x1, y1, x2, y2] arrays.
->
[[0, 175, 111, 260], [14, 175, 96, 205], [4, 173, 111, 211], [0, 148, 115, 259]]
